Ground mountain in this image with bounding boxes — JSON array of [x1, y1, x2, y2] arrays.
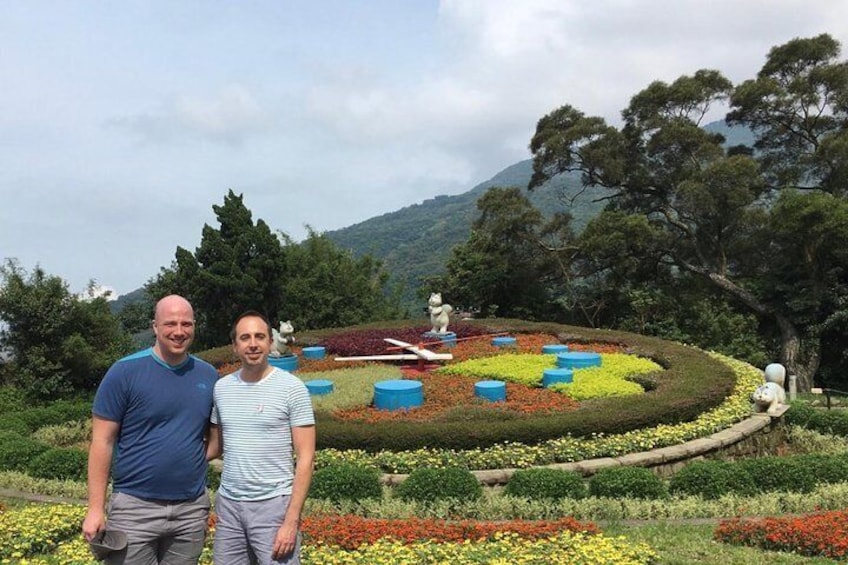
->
[[325, 160, 608, 311], [114, 120, 752, 315], [325, 120, 753, 312]]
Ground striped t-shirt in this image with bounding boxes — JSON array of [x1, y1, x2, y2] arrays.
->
[[211, 367, 315, 501]]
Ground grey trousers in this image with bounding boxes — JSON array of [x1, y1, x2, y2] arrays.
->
[[104, 491, 210, 565], [213, 493, 300, 565]]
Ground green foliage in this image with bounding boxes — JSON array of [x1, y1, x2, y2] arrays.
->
[[785, 402, 848, 436], [207, 464, 221, 491], [395, 467, 482, 503], [0, 260, 133, 400], [0, 436, 50, 472], [309, 463, 383, 502], [281, 230, 403, 330], [147, 191, 401, 348], [504, 468, 587, 500], [26, 447, 87, 481], [31, 420, 91, 448], [588, 467, 668, 500], [428, 187, 571, 320], [669, 460, 756, 499], [438, 352, 658, 400], [796, 453, 848, 485], [528, 33, 848, 390], [736, 456, 817, 494], [0, 415, 29, 437]]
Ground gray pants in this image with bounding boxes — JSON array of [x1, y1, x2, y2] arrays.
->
[[213, 493, 300, 565], [105, 491, 210, 565]]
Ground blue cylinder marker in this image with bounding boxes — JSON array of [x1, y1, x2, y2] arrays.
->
[[305, 379, 334, 395], [543, 368, 574, 387], [556, 351, 601, 369], [373, 380, 424, 411], [269, 355, 298, 372], [474, 380, 506, 402], [302, 346, 326, 360]]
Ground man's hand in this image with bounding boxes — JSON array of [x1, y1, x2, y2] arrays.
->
[[271, 521, 299, 559], [82, 508, 106, 541]]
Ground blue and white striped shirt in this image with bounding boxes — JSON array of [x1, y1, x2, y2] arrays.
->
[[211, 367, 315, 501]]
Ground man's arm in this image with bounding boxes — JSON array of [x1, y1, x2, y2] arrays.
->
[[272, 424, 316, 559], [206, 423, 222, 461], [82, 416, 120, 540]]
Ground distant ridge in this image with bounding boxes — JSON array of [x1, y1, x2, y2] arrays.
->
[[325, 159, 605, 310], [325, 120, 752, 311]]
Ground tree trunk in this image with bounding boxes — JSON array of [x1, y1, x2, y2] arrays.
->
[[682, 265, 822, 391], [774, 312, 820, 392]]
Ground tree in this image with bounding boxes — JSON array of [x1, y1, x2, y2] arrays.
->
[[147, 190, 288, 349], [278, 228, 402, 329], [0, 260, 133, 401], [148, 191, 401, 348], [529, 34, 848, 390], [430, 187, 572, 320]]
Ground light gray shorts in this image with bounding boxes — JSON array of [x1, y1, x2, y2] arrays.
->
[[105, 491, 210, 565], [213, 493, 300, 565]]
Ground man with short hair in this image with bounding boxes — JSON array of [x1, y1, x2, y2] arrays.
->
[[83, 294, 219, 564], [206, 311, 315, 565]]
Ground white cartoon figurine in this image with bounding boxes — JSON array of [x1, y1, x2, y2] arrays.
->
[[428, 293, 453, 334], [751, 362, 788, 415], [270, 320, 295, 357]]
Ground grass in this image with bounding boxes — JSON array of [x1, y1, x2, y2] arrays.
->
[[607, 522, 840, 564]]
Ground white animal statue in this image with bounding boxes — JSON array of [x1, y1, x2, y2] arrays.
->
[[752, 362, 788, 415], [271, 320, 295, 357], [428, 293, 453, 334]]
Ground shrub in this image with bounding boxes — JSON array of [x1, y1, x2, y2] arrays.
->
[[736, 456, 816, 494], [0, 437, 50, 472], [797, 453, 848, 485], [0, 417, 29, 437], [395, 467, 482, 503], [504, 468, 587, 500], [309, 463, 383, 502], [26, 448, 88, 481], [786, 402, 848, 436], [669, 460, 755, 499], [588, 466, 668, 500]]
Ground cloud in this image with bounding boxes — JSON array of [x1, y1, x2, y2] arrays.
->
[[107, 84, 268, 145]]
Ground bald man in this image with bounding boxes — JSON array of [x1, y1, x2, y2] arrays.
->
[[83, 295, 219, 564]]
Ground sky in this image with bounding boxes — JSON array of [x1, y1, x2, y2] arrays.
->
[[2, 1, 847, 298]]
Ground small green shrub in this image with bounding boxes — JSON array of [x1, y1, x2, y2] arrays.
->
[[26, 448, 88, 481], [795, 453, 848, 485], [786, 402, 848, 436], [669, 460, 755, 499], [0, 437, 50, 472], [395, 467, 482, 503], [589, 466, 667, 500], [504, 468, 587, 500], [32, 420, 91, 448], [0, 416, 30, 437], [737, 456, 816, 494], [309, 463, 383, 502]]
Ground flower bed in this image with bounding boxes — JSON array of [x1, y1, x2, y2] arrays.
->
[[714, 508, 848, 560], [4, 503, 657, 565]]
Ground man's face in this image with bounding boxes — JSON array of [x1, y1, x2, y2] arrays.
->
[[152, 299, 195, 363], [232, 316, 272, 368]]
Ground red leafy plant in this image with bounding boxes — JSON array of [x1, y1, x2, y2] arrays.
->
[[714, 509, 848, 559]]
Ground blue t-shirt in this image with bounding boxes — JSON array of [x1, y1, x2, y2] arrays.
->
[[93, 348, 218, 500]]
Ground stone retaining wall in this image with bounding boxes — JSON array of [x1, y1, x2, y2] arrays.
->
[[382, 407, 789, 486]]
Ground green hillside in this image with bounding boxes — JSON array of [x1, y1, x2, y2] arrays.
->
[[325, 120, 753, 312], [325, 159, 608, 311]]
